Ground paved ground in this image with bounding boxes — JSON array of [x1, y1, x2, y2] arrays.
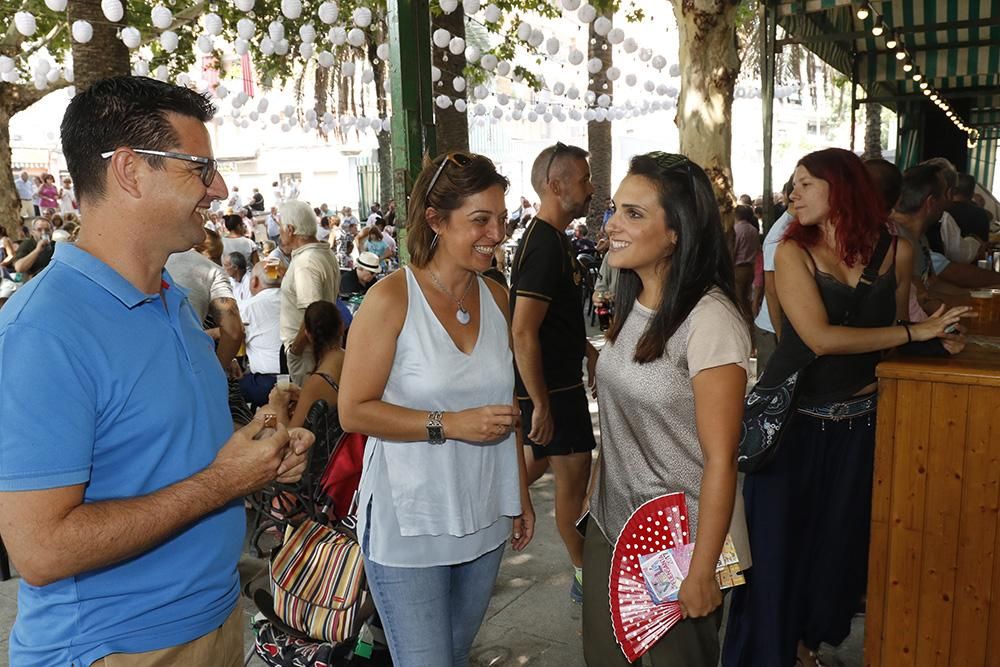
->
[[0, 332, 865, 665]]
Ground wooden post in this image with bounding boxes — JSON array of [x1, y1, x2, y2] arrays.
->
[[761, 1, 777, 232]]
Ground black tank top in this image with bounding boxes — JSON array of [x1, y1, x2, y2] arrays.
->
[[781, 246, 897, 406]]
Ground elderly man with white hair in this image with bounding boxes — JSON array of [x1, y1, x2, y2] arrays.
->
[[278, 199, 341, 383]]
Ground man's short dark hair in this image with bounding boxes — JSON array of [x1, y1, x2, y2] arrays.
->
[[864, 158, 902, 211], [954, 173, 977, 200], [530, 143, 589, 195], [60, 76, 216, 204], [897, 164, 946, 214], [734, 204, 756, 224]]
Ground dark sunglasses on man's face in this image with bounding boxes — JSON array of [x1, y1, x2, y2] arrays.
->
[[425, 152, 474, 199], [100, 148, 218, 187]]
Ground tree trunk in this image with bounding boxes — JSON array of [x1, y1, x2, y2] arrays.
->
[[432, 8, 468, 154], [370, 34, 394, 205], [0, 82, 69, 234], [313, 64, 329, 139], [863, 103, 883, 159], [585, 9, 613, 237], [67, 0, 130, 95], [673, 0, 740, 232]]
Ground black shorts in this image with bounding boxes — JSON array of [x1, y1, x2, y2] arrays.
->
[[519, 385, 598, 459]]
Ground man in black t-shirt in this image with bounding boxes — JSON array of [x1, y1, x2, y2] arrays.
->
[[13, 217, 55, 279], [947, 173, 991, 243], [510, 142, 597, 603], [338, 251, 380, 296]]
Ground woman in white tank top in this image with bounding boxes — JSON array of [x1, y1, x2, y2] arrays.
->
[[339, 152, 535, 667]]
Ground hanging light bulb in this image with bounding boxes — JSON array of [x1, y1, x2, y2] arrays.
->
[[871, 18, 884, 37], [856, 3, 870, 20], [895, 49, 906, 61], [919, 81, 928, 89], [902, 61, 913, 72], [922, 88, 931, 96], [912, 72, 922, 81], [884, 34, 897, 50]]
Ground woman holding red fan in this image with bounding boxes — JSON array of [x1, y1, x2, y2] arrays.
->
[[582, 152, 751, 665]]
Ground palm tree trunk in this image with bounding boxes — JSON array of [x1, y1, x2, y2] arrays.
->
[[67, 0, 130, 95], [863, 103, 883, 159], [586, 9, 613, 236], [432, 8, 468, 154]]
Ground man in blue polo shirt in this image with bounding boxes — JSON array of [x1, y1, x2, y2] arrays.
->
[[0, 76, 313, 666]]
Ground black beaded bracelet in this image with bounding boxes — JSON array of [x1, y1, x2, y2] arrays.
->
[[902, 324, 912, 343]]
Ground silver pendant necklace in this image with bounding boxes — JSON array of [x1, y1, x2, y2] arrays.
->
[[428, 268, 475, 325]]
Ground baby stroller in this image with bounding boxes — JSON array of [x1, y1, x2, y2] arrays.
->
[[244, 399, 391, 666]]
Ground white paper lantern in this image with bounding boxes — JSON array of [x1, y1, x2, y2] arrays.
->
[[101, 0, 123, 22], [527, 111, 538, 122], [274, 39, 290, 55], [270, 113, 281, 124], [561, 0, 581, 10], [33, 59, 51, 77], [297, 23, 316, 43], [651, 55, 667, 70], [623, 37, 638, 54], [465, 45, 481, 63], [432, 29, 451, 49], [448, 36, 465, 55], [330, 27, 347, 45], [176, 73, 190, 87], [639, 48, 653, 62], [347, 28, 366, 47], [608, 28, 624, 44], [533, 102, 546, 115], [435, 95, 452, 109], [495, 93, 509, 105], [577, 4, 596, 23], [643, 80, 655, 92], [473, 84, 488, 99], [566, 85, 579, 99], [669, 64, 681, 77], [431, 65, 442, 82], [198, 13, 220, 36], [583, 108, 596, 121], [149, 5, 172, 29], [454, 99, 467, 113], [33, 75, 47, 91], [268, 21, 285, 41], [528, 29, 544, 48], [281, 124, 291, 132], [260, 37, 275, 55], [484, 4, 501, 22], [318, 1, 338, 24], [516, 22, 532, 41], [381, 118, 391, 132], [496, 60, 511, 76], [300, 42, 314, 57], [567, 109, 579, 121], [595, 108, 607, 122], [282, 0, 302, 19], [567, 48, 584, 66], [195, 34, 213, 53], [545, 37, 560, 55], [232, 18, 252, 40], [155, 64, 168, 81], [234, 38, 250, 55], [439, 0, 459, 13], [342, 61, 356, 77], [470, 103, 484, 116], [14, 12, 37, 37], [361, 66, 374, 83], [510, 109, 521, 120], [2, 71, 19, 83], [585, 90, 596, 104], [606, 66, 621, 81], [625, 73, 637, 86], [597, 93, 610, 107], [655, 84, 667, 96], [452, 76, 466, 92], [376, 42, 389, 60], [215, 83, 229, 98], [552, 81, 565, 96], [121, 27, 142, 49], [593, 16, 612, 36], [235, 0, 255, 10], [0, 57, 13, 73], [353, 6, 372, 28], [586, 58, 603, 74], [45, 0, 68, 11], [490, 107, 501, 120], [463, 0, 481, 13]]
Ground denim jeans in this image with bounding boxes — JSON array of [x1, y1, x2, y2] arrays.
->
[[362, 516, 504, 667]]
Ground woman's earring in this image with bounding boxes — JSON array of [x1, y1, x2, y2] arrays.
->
[[430, 233, 439, 250]]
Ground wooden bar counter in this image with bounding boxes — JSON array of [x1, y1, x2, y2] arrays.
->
[[866, 309, 1000, 665]]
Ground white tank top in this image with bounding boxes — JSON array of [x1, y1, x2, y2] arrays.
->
[[358, 266, 522, 567]]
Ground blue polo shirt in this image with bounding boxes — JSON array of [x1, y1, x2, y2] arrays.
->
[[0, 244, 242, 666]]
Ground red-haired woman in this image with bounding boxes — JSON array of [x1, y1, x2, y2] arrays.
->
[[722, 148, 968, 667]]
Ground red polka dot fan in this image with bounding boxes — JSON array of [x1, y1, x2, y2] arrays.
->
[[609, 492, 690, 662]]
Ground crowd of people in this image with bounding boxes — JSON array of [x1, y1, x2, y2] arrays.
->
[[0, 74, 997, 667]]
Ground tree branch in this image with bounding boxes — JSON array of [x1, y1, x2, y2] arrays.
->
[[1, 79, 71, 116]]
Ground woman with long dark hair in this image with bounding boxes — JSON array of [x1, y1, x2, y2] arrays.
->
[[339, 152, 534, 665], [288, 300, 345, 429], [583, 152, 752, 665], [723, 148, 967, 666]]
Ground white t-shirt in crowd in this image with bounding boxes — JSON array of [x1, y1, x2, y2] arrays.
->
[[165, 250, 235, 323], [222, 236, 257, 264], [230, 272, 252, 312], [243, 288, 283, 374]]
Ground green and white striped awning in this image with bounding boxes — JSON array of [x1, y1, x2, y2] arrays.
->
[[773, 0, 1000, 186]]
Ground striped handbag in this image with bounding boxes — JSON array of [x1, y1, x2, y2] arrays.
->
[[270, 518, 375, 643]]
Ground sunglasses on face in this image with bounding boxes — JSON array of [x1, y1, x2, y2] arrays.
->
[[425, 152, 474, 199], [100, 148, 219, 187]]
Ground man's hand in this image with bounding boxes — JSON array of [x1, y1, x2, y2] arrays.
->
[[276, 427, 315, 483], [511, 499, 535, 551], [528, 403, 554, 445], [209, 413, 292, 497], [585, 345, 599, 398], [677, 570, 723, 619]]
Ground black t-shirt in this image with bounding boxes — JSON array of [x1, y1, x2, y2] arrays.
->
[[947, 201, 990, 243], [509, 218, 586, 397], [14, 238, 54, 276], [339, 269, 376, 296], [571, 237, 598, 257]]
